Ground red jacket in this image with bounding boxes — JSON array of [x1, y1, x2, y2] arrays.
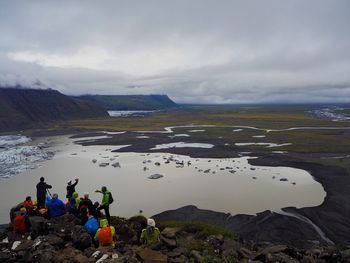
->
[[13, 215, 28, 234], [24, 200, 34, 212]]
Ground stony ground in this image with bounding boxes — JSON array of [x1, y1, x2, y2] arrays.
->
[[1, 214, 350, 263]]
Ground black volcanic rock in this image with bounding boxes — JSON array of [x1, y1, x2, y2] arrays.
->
[[1, 212, 348, 263], [153, 205, 328, 248], [0, 87, 108, 131]]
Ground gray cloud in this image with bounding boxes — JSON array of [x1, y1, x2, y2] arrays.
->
[[0, 0, 350, 103]]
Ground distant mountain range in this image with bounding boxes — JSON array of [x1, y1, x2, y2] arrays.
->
[[74, 94, 178, 110], [0, 88, 178, 132], [0, 87, 108, 131]]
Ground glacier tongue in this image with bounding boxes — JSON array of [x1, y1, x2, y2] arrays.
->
[[0, 135, 53, 178], [0, 135, 31, 147]]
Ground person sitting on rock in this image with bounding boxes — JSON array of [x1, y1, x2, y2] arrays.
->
[[13, 208, 31, 234], [36, 177, 52, 209], [66, 178, 79, 200], [85, 215, 99, 237], [140, 218, 161, 247], [9, 202, 24, 223], [23, 196, 37, 216], [94, 218, 116, 248], [79, 192, 94, 216], [47, 193, 66, 218], [95, 186, 113, 224], [72, 191, 81, 207], [68, 195, 78, 216]]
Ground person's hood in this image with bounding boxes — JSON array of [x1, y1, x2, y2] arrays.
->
[[100, 219, 108, 227], [72, 192, 79, 198]]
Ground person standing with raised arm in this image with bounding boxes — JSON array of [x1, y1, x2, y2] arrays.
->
[[66, 178, 79, 199]]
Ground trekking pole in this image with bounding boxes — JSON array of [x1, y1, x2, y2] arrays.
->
[[47, 189, 52, 197]]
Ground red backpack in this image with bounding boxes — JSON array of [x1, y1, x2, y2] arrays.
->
[[98, 226, 113, 246], [13, 215, 27, 234]]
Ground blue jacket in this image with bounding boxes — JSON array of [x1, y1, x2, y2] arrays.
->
[[47, 197, 66, 218], [84, 217, 99, 235]]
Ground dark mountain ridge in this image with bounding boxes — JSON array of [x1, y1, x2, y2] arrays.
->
[[74, 94, 178, 110], [0, 87, 108, 131]]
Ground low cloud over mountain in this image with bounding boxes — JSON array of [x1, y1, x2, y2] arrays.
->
[[1, 0, 350, 103]]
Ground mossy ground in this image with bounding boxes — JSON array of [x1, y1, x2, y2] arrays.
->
[[50, 105, 350, 154]]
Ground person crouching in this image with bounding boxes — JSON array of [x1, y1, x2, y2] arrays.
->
[[94, 219, 116, 248], [140, 218, 161, 249]]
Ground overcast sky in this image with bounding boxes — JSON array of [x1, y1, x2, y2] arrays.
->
[[0, 0, 350, 104]]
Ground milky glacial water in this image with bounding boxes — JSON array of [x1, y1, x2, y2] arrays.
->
[[0, 136, 326, 223], [108, 110, 156, 117]]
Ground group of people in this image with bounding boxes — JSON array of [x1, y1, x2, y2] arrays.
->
[[11, 177, 161, 248]]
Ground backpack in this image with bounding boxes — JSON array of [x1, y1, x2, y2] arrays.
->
[[98, 226, 113, 246], [13, 215, 27, 234], [108, 192, 114, 204], [84, 218, 99, 235]]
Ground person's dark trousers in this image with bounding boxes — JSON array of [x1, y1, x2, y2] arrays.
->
[[37, 196, 46, 209], [97, 205, 110, 224]]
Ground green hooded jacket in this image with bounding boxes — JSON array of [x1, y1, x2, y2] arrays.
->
[[140, 226, 160, 245], [72, 192, 81, 206], [94, 219, 116, 247]]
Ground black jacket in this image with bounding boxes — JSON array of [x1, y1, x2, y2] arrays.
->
[[36, 182, 52, 198], [78, 198, 93, 213], [66, 181, 78, 199]]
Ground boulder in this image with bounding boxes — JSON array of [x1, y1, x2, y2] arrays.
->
[[55, 247, 94, 263], [301, 255, 317, 263], [221, 237, 241, 252], [30, 243, 58, 263], [46, 234, 65, 248], [341, 249, 350, 262], [83, 247, 97, 258], [134, 247, 167, 263], [190, 250, 202, 262], [29, 216, 49, 238], [72, 225, 92, 250], [161, 227, 181, 239], [13, 239, 34, 252], [259, 244, 288, 255], [266, 252, 299, 263], [160, 235, 177, 248], [238, 247, 253, 258]]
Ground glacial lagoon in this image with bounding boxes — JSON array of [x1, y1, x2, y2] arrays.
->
[[0, 134, 326, 223]]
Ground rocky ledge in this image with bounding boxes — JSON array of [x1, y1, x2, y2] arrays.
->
[[1, 214, 350, 263]]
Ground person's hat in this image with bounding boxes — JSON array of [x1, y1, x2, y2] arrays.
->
[[147, 218, 156, 227]]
